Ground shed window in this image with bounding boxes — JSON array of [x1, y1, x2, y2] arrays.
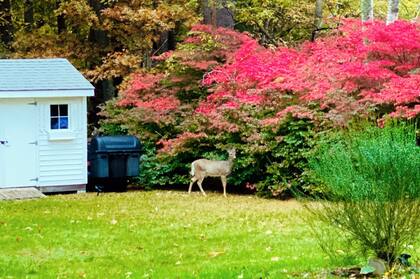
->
[[50, 104, 69, 130]]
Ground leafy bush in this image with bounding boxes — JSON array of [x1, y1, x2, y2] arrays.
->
[[99, 20, 419, 197], [253, 116, 319, 197], [308, 123, 420, 265]]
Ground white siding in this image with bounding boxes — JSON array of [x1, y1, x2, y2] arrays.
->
[[36, 97, 88, 186]]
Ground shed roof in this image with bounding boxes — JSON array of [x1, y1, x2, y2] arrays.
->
[[0, 59, 94, 92]]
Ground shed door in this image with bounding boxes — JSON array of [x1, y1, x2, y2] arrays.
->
[[0, 100, 38, 188]]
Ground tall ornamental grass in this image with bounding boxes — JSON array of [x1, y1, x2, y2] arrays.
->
[[308, 123, 420, 265]]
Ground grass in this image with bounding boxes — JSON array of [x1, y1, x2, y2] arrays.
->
[[0, 190, 414, 278]]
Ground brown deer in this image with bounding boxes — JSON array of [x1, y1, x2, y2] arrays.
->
[[188, 148, 236, 197]]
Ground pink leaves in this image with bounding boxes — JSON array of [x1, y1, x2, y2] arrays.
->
[[117, 72, 180, 112], [157, 132, 208, 154], [118, 73, 163, 107], [116, 20, 419, 155], [134, 96, 181, 112], [366, 20, 420, 58], [261, 106, 315, 127], [203, 19, 420, 120], [235, 90, 264, 105], [365, 74, 420, 119], [129, 73, 164, 92]]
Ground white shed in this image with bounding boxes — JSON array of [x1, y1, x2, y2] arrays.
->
[[0, 59, 94, 193]]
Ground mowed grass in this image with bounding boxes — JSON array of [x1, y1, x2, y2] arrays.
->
[[0, 191, 354, 278]]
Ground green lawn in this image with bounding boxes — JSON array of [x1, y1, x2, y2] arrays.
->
[[0, 191, 382, 278]]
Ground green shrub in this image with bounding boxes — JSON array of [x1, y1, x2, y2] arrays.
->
[[254, 116, 320, 197], [99, 91, 323, 196], [308, 123, 420, 265]]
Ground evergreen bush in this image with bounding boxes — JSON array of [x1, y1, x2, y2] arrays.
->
[[308, 123, 420, 265]]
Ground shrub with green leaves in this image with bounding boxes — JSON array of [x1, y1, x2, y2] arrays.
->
[[97, 28, 323, 196], [308, 123, 420, 265]]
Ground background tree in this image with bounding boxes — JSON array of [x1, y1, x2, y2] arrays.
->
[[2, 0, 419, 127], [3, 0, 199, 125], [231, 0, 316, 46], [0, 0, 13, 56]]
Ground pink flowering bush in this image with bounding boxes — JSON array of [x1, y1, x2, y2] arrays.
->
[[100, 19, 419, 196], [203, 19, 419, 123]]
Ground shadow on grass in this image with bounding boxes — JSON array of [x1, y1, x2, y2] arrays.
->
[[131, 177, 257, 196]]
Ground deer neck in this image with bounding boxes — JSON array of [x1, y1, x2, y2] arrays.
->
[[227, 156, 235, 168]]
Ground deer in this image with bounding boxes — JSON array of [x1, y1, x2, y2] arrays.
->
[[188, 148, 236, 197]]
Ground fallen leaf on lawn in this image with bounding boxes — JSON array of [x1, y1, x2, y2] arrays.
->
[[110, 219, 118, 225], [208, 251, 224, 258], [175, 261, 181, 265], [271, 256, 280, 262], [24, 227, 33, 231]]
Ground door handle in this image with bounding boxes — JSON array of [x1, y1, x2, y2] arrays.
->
[[0, 140, 8, 145]]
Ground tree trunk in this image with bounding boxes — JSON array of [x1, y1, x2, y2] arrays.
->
[[201, 0, 234, 28], [88, 0, 108, 46], [88, 0, 114, 98], [167, 31, 176, 50], [361, 0, 374, 22], [24, 0, 34, 31], [87, 0, 115, 127], [311, 0, 324, 41], [0, 0, 13, 48], [56, 0, 66, 33], [386, 0, 399, 25], [211, 0, 217, 27]]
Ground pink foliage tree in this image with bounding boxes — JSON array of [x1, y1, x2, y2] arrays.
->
[[102, 19, 419, 195], [201, 19, 419, 126]]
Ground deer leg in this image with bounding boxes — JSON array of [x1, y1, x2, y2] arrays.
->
[[197, 178, 207, 196], [188, 177, 198, 194], [221, 176, 227, 197]]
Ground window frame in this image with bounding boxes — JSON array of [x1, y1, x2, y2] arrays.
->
[[50, 104, 69, 130]]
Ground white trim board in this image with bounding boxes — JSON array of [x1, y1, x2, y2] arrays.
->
[[0, 90, 94, 98]]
